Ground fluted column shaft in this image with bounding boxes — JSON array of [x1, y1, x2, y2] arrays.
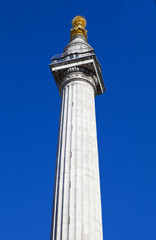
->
[[51, 78, 103, 240]]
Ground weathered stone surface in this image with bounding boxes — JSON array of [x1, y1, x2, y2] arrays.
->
[[51, 80, 103, 240]]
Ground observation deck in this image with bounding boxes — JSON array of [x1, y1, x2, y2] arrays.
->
[[49, 50, 106, 95]]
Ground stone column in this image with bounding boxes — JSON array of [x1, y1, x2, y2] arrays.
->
[[51, 73, 103, 240]]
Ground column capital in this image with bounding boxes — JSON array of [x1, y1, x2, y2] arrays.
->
[[59, 67, 97, 96], [49, 50, 105, 96]]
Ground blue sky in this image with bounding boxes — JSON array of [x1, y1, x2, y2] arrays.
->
[[0, 0, 156, 239]]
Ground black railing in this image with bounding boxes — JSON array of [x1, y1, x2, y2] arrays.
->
[[51, 50, 95, 65]]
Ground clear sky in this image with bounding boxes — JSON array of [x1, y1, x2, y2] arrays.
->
[[0, 0, 156, 239]]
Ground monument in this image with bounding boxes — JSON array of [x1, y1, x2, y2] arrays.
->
[[49, 16, 105, 240]]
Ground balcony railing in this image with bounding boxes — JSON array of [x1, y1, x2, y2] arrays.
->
[[51, 50, 95, 65]]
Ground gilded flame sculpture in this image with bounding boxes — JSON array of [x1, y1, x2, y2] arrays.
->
[[70, 16, 88, 38]]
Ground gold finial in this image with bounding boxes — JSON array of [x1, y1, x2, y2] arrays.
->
[[70, 16, 87, 38]]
